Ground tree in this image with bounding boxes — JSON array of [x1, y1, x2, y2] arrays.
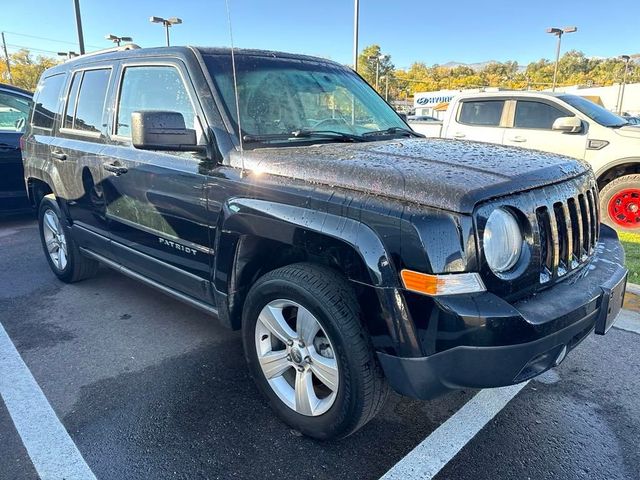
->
[[357, 45, 394, 92], [0, 49, 59, 91]]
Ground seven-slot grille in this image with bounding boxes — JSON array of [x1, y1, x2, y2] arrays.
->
[[535, 185, 599, 283]]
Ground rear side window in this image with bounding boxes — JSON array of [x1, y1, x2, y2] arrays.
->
[[116, 65, 195, 138], [32, 74, 65, 130], [71, 69, 111, 133], [514, 101, 568, 129], [63, 72, 82, 129], [458, 100, 504, 126]]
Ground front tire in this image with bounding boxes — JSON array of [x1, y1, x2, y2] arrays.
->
[[38, 194, 99, 283], [600, 174, 640, 233], [242, 263, 388, 440]]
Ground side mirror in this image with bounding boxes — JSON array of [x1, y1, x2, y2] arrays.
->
[[552, 116, 583, 134], [131, 111, 204, 152]]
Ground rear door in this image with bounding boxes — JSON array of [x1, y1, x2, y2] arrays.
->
[[442, 98, 507, 144], [503, 98, 587, 159], [101, 60, 213, 304], [0, 88, 32, 210], [54, 66, 114, 257]]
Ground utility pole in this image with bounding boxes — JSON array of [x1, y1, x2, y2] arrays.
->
[[1, 32, 13, 84], [352, 0, 359, 72], [73, 0, 86, 54]]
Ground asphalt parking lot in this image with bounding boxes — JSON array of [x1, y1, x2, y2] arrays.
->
[[1, 215, 639, 480]]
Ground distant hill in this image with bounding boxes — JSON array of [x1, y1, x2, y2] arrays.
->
[[440, 60, 526, 72]]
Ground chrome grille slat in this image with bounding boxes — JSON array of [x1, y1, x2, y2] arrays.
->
[[536, 182, 599, 285]]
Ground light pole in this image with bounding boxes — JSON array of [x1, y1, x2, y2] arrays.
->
[[546, 26, 577, 92], [617, 55, 631, 115], [150, 16, 182, 46], [72, 0, 86, 54], [368, 54, 389, 90], [57, 51, 78, 60], [380, 75, 390, 101], [353, 0, 359, 72], [105, 34, 133, 47]]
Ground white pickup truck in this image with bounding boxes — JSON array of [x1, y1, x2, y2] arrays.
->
[[409, 91, 640, 232]]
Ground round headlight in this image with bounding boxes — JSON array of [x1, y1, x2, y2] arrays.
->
[[483, 208, 522, 273]]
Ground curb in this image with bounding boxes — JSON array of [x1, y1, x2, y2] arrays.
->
[[626, 282, 640, 296]]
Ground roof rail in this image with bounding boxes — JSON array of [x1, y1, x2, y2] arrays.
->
[[68, 44, 141, 61]]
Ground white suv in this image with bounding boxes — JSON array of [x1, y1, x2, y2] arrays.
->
[[420, 91, 640, 232]]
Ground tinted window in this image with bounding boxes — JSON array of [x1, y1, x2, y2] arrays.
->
[[63, 72, 82, 129], [559, 94, 628, 128], [514, 101, 567, 129], [458, 100, 504, 126], [73, 69, 110, 133], [116, 66, 195, 137], [32, 74, 65, 129], [0, 91, 32, 133]]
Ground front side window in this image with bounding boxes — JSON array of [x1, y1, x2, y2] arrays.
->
[[72, 69, 111, 133], [559, 94, 628, 128], [32, 74, 65, 130], [458, 100, 504, 126], [514, 101, 568, 129], [0, 91, 32, 133], [116, 65, 196, 138], [203, 54, 407, 146]]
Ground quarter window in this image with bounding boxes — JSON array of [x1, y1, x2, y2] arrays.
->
[[72, 69, 111, 133], [458, 100, 504, 126], [32, 74, 65, 130], [514, 101, 568, 129], [116, 66, 195, 138]]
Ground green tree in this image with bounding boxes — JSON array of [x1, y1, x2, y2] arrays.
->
[[357, 44, 394, 92], [0, 49, 58, 91]]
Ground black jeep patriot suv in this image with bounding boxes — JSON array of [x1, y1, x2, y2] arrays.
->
[[22, 45, 627, 439]]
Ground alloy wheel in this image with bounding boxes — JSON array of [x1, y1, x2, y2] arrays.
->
[[254, 299, 339, 416], [43, 209, 68, 270]]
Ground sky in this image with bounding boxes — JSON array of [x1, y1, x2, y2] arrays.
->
[[1, 0, 639, 69]]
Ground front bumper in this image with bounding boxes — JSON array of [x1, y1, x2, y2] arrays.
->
[[378, 225, 627, 400]]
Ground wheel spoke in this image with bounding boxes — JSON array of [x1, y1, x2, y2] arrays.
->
[[309, 349, 339, 391], [58, 245, 67, 269], [46, 238, 58, 253], [296, 306, 319, 346], [44, 212, 58, 235], [259, 305, 295, 344], [259, 349, 291, 379], [294, 368, 317, 416]]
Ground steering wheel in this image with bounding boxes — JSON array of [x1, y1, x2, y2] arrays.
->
[[313, 117, 356, 133], [15, 117, 26, 132]]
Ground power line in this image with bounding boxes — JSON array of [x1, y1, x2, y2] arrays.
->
[[1, 31, 102, 49], [5, 43, 60, 55]]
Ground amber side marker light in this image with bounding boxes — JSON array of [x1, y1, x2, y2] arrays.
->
[[400, 269, 486, 296]]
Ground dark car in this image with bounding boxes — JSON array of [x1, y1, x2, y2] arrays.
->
[[0, 83, 32, 214], [623, 115, 640, 125], [22, 46, 628, 440]]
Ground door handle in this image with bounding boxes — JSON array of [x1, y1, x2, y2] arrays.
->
[[51, 150, 67, 160], [103, 161, 128, 176], [508, 136, 527, 143], [453, 132, 466, 139]]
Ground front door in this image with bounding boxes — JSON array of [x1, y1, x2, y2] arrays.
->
[[102, 61, 213, 304], [503, 99, 587, 159]]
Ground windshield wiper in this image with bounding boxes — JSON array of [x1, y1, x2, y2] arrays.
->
[[243, 129, 366, 143], [362, 127, 424, 138]]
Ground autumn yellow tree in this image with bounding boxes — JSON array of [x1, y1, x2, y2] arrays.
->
[[0, 49, 59, 91]]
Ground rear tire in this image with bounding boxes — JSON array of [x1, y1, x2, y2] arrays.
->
[[242, 263, 388, 440], [38, 194, 99, 283]]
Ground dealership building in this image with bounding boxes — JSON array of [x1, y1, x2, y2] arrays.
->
[[413, 83, 640, 118]]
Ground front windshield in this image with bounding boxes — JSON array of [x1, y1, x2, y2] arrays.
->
[[204, 54, 408, 145], [559, 94, 628, 128]]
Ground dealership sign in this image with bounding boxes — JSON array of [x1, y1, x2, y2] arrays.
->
[[414, 91, 457, 107]]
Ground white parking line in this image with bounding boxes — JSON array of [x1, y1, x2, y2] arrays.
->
[[0, 322, 97, 480], [381, 382, 529, 480], [614, 309, 640, 335]]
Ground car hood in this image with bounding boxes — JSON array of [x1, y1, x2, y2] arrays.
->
[[614, 125, 640, 139], [231, 138, 589, 214]]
